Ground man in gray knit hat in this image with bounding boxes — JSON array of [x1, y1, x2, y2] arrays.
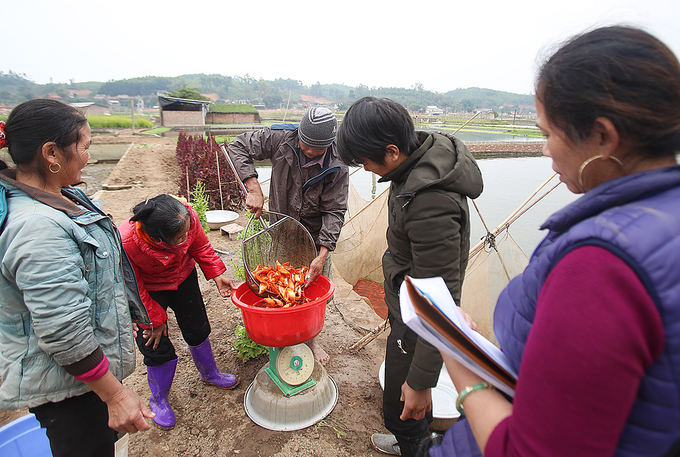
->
[[226, 107, 348, 365]]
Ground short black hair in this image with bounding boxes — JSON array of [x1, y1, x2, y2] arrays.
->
[[337, 97, 420, 166], [131, 194, 190, 245]]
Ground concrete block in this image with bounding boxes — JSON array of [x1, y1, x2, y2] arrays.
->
[[220, 223, 244, 241]]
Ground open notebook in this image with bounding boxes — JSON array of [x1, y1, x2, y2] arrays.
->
[[400, 276, 517, 397]]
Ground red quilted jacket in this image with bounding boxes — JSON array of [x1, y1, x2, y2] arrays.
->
[[119, 204, 226, 328]]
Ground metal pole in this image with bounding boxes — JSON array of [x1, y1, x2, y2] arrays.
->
[[215, 147, 224, 210]]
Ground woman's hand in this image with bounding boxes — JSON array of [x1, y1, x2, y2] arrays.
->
[[143, 322, 167, 350], [459, 308, 480, 332], [85, 371, 154, 434], [213, 274, 236, 297], [441, 351, 481, 387], [105, 385, 155, 433], [399, 382, 432, 421], [441, 351, 512, 453]]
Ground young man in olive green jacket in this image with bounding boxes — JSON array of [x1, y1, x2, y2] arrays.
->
[[337, 97, 483, 456]]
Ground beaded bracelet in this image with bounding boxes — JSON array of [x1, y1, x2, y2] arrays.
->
[[455, 381, 495, 416]]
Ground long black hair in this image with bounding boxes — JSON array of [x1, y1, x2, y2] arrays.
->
[[2, 99, 88, 177], [536, 25, 680, 156]]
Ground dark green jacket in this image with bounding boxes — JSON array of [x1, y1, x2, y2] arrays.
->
[[382, 131, 483, 390]]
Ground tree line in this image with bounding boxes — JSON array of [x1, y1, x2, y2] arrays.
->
[[0, 71, 535, 114]]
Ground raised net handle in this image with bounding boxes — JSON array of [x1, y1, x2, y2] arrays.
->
[[220, 143, 268, 229]]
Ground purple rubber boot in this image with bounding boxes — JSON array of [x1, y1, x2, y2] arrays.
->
[[147, 357, 178, 430], [189, 338, 239, 389]]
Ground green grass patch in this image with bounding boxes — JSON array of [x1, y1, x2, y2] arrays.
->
[[87, 116, 154, 129], [142, 127, 171, 135], [212, 135, 236, 145], [209, 103, 259, 114]]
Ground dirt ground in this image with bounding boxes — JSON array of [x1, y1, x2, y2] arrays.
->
[[0, 131, 396, 457]]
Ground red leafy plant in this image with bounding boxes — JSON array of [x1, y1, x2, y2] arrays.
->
[[176, 132, 245, 211]]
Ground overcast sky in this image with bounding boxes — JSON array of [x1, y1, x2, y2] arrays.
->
[[4, 0, 679, 96]]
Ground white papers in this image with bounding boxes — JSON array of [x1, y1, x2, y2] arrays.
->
[[400, 276, 517, 397]]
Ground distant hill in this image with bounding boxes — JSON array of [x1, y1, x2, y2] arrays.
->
[[0, 71, 535, 114]]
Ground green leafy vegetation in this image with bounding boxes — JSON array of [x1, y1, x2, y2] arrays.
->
[[230, 215, 266, 281], [231, 244, 246, 282], [233, 325, 267, 362], [317, 418, 349, 439], [165, 84, 210, 101], [190, 181, 210, 233]]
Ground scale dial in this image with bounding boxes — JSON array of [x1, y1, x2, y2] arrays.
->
[[276, 344, 315, 385]]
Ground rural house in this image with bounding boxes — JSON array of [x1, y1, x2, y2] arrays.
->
[[158, 96, 211, 127], [70, 102, 110, 115]]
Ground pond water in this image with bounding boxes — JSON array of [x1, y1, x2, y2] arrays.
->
[[76, 152, 575, 255], [417, 129, 540, 143], [468, 156, 576, 255], [256, 155, 578, 256]]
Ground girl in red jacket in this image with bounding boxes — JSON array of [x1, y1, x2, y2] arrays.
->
[[119, 194, 238, 431]]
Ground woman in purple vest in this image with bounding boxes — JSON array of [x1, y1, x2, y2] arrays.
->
[[426, 26, 680, 456]]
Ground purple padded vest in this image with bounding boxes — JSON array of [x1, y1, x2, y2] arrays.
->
[[494, 166, 680, 456]]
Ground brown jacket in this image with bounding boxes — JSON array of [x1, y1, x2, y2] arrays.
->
[[227, 126, 349, 251]]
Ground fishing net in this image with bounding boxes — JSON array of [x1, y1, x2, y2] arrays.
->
[[460, 230, 529, 344], [333, 185, 389, 286], [242, 210, 318, 296], [334, 181, 530, 345]]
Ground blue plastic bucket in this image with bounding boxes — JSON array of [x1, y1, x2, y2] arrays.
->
[[0, 414, 51, 457]]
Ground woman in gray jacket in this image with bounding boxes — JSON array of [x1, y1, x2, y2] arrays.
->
[[0, 99, 153, 457]]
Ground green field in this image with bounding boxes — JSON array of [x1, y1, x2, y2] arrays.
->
[[142, 127, 171, 135], [87, 115, 154, 129]]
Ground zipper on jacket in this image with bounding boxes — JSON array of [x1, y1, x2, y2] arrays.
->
[[64, 187, 152, 328], [299, 148, 340, 193], [397, 192, 417, 210], [303, 166, 341, 193]]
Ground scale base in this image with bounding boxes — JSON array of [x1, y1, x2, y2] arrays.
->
[[265, 365, 316, 396], [244, 361, 338, 431]]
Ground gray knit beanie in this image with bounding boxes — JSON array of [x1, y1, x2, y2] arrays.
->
[[298, 107, 338, 149]]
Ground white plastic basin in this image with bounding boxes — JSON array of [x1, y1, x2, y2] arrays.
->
[[205, 210, 239, 230]]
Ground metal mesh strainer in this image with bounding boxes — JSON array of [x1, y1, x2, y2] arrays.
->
[[242, 210, 317, 296]]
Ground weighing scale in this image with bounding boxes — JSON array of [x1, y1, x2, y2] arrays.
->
[[243, 346, 339, 431], [232, 279, 339, 431], [266, 344, 316, 396]]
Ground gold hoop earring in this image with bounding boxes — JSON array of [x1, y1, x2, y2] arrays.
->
[[49, 163, 62, 174], [577, 154, 625, 192]]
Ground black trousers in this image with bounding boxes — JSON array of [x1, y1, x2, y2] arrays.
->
[[29, 391, 118, 457], [383, 313, 433, 457], [135, 269, 211, 366]]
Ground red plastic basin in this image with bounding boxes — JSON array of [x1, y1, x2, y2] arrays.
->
[[231, 275, 334, 347]]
